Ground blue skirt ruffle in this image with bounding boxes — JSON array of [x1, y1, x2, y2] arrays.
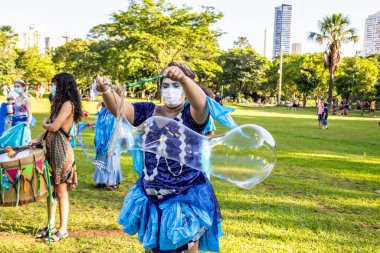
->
[[93, 152, 123, 185], [118, 179, 224, 252], [0, 122, 31, 148]]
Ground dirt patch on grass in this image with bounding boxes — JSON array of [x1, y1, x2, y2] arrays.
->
[[0, 229, 126, 240], [70, 229, 126, 238], [0, 233, 31, 240]]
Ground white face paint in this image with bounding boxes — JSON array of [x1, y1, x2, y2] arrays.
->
[[161, 81, 184, 108]]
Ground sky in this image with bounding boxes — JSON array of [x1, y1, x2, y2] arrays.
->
[[1, 0, 379, 58]]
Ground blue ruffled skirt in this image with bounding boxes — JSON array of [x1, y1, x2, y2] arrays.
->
[[118, 179, 224, 252], [0, 122, 31, 148], [93, 152, 123, 185]]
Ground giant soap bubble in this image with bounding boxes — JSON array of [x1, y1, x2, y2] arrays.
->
[[104, 116, 277, 189]]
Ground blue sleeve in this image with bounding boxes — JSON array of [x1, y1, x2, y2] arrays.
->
[[132, 102, 156, 127]]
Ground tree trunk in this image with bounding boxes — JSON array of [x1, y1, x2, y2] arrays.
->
[[303, 94, 307, 108], [328, 66, 334, 109]]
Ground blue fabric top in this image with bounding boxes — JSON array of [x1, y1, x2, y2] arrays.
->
[[132, 102, 209, 194], [94, 107, 116, 154]]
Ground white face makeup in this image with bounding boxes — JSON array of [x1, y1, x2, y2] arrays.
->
[[161, 79, 184, 108]]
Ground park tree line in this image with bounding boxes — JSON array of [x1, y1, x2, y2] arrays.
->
[[0, 0, 379, 105]]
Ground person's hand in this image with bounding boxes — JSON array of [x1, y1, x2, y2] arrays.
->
[[29, 138, 40, 145], [95, 76, 111, 93], [162, 66, 186, 83]]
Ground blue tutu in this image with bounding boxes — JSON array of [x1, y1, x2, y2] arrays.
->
[[118, 179, 223, 252], [0, 123, 31, 148]]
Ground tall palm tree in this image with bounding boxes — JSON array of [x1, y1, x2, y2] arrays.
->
[[308, 13, 358, 107]]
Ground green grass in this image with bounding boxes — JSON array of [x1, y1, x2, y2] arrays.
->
[[0, 97, 379, 253]]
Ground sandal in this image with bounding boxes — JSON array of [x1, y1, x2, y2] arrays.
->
[[95, 183, 106, 188], [106, 184, 119, 191], [36, 226, 55, 239], [50, 231, 68, 242]]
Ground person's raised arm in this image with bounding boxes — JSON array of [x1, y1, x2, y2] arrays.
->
[[163, 66, 209, 124], [95, 76, 135, 124], [42, 101, 72, 132]]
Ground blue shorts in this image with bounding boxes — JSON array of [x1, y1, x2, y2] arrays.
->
[[322, 119, 328, 126], [318, 114, 323, 121]]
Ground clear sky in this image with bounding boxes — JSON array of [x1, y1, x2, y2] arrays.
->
[[1, 0, 379, 58]]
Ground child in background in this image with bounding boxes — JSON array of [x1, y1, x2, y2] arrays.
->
[[317, 98, 324, 128], [322, 102, 329, 130]]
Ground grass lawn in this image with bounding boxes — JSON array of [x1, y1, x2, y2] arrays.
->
[[0, 97, 379, 253]]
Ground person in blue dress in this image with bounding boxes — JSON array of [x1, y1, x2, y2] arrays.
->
[[96, 62, 223, 253], [87, 87, 123, 191], [0, 79, 34, 147]]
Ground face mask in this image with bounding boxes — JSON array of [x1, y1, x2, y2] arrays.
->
[[51, 86, 56, 95], [14, 87, 23, 94], [161, 87, 184, 108]]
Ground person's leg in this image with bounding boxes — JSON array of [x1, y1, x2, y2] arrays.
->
[[56, 183, 69, 234], [50, 197, 57, 228], [187, 241, 199, 253], [170, 241, 199, 253]]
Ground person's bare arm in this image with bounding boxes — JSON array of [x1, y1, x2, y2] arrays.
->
[[96, 76, 135, 124]]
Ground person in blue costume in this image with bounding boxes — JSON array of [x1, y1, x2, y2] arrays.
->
[[87, 87, 123, 191], [96, 62, 223, 253], [0, 79, 34, 147]]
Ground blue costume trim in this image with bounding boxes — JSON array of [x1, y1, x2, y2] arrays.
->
[[0, 103, 7, 136]]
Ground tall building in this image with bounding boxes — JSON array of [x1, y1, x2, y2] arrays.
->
[[363, 11, 380, 57], [22, 25, 41, 50], [291, 43, 302, 54], [272, 4, 292, 57]]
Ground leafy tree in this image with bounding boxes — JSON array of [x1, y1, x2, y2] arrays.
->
[[89, 0, 223, 92], [52, 39, 102, 88], [17, 47, 56, 85], [308, 13, 358, 107], [335, 56, 379, 100], [294, 54, 327, 107], [0, 52, 18, 85], [233, 36, 251, 49], [217, 46, 270, 99]]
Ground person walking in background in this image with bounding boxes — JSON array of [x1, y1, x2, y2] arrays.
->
[[322, 102, 329, 130], [292, 95, 298, 111], [317, 98, 325, 128], [214, 92, 222, 105], [370, 100, 376, 117], [2, 85, 9, 98]]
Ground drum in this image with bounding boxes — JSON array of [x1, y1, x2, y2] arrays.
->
[[0, 148, 49, 206]]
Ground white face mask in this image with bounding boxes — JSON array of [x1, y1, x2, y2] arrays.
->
[[51, 85, 56, 95], [161, 86, 184, 108], [14, 87, 23, 94]]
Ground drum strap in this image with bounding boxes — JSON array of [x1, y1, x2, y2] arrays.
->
[[44, 159, 53, 243], [33, 155, 40, 196]]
